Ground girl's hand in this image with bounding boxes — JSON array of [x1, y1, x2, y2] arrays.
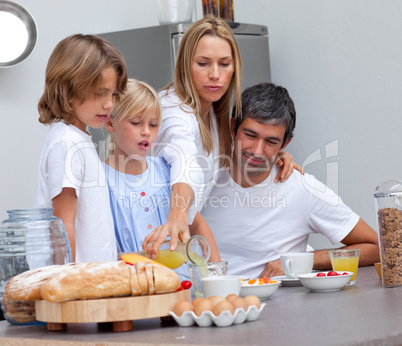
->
[[274, 151, 304, 183]]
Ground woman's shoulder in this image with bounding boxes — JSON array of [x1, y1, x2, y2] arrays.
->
[[159, 88, 196, 122]]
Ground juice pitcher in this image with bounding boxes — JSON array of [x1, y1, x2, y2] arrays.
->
[[155, 235, 211, 269]]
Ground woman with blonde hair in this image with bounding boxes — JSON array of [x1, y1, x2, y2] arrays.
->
[[144, 15, 299, 257]]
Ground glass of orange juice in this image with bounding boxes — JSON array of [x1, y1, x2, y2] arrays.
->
[[328, 249, 360, 285]]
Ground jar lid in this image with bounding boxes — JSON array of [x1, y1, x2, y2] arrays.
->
[[374, 179, 402, 198]]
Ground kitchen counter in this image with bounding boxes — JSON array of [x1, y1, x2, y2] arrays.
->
[[0, 266, 401, 346]]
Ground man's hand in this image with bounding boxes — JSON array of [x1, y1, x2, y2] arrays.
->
[[259, 259, 284, 278]]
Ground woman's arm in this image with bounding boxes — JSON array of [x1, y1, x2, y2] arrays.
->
[[189, 212, 221, 262], [52, 187, 77, 261], [143, 182, 194, 259]]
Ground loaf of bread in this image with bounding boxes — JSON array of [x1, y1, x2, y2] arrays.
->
[[6, 263, 77, 301], [6, 260, 181, 303], [41, 261, 131, 302]]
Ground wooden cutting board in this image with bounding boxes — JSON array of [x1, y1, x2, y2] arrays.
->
[[35, 289, 190, 326]]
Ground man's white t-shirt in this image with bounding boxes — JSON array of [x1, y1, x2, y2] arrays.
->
[[34, 122, 117, 262], [201, 165, 359, 278]]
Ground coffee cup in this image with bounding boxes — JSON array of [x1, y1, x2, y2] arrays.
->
[[280, 253, 314, 279]]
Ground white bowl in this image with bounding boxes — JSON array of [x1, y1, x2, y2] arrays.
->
[[297, 271, 353, 292], [201, 275, 241, 298], [239, 282, 280, 300]]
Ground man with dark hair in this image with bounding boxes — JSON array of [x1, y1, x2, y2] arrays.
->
[[201, 83, 379, 278]]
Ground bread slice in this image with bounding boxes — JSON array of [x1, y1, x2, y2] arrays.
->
[[134, 262, 148, 295], [128, 266, 141, 296], [6, 263, 76, 301], [41, 261, 131, 302], [153, 263, 180, 294], [145, 261, 155, 295]]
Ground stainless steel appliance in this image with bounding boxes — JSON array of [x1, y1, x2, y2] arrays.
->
[[92, 22, 271, 159]]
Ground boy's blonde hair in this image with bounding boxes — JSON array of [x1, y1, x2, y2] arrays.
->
[[38, 34, 128, 125], [109, 79, 162, 124], [162, 15, 242, 167]]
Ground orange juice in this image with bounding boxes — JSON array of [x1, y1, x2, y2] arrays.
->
[[155, 249, 186, 269], [330, 256, 359, 282]]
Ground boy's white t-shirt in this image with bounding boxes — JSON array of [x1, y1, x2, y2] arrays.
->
[[34, 122, 117, 262]]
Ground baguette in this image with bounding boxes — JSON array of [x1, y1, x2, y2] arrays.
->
[[41, 261, 131, 302], [6, 263, 76, 301], [153, 263, 180, 294], [135, 262, 148, 295], [128, 266, 141, 296], [145, 261, 155, 295]]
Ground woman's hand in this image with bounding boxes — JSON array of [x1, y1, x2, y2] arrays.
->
[[142, 182, 194, 259], [274, 151, 304, 183], [142, 213, 190, 260]]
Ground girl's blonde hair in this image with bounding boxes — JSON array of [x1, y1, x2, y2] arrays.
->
[[38, 34, 128, 125], [107, 79, 162, 156], [109, 79, 162, 123], [163, 15, 242, 167]]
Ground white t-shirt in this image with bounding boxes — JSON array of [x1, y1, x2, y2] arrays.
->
[[201, 166, 360, 278], [155, 87, 220, 223], [34, 122, 117, 262]]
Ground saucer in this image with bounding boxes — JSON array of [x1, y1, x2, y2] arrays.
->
[[271, 275, 302, 287]]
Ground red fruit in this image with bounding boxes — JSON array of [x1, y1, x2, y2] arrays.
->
[[181, 280, 192, 289], [342, 272, 349, 275], [316, 272, 326, 277], [327, 271, 339, 276]]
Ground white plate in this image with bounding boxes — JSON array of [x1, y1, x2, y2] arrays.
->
[[297, 271, 353, 292], [169, 303, 266, 327], [271, 275, 302, 287]]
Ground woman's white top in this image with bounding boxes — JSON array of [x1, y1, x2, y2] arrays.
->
[[154, 87, 220, 224]]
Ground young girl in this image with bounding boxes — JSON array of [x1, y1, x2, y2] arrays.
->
[[34, 34, 128, 262], [103, 79, 220, 269]]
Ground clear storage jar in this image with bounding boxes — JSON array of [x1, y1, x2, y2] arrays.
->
[[374, 180, 402, 287], [0, 208, 72, 324]]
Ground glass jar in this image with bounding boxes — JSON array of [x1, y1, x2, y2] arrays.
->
[[374, 180, 402, 287], [202, 0, 234, 22], [0, 208, 72, 324]]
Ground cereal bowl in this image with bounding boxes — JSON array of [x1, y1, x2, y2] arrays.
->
[[297, 271, 353, 292], [239, 282, 280, 300], [201, 275, 241, 298]]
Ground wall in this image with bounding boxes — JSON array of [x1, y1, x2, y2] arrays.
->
[[1, 0, 401, 249]]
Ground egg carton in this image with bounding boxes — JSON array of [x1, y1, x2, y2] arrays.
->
[[169, 303, 265, 328]]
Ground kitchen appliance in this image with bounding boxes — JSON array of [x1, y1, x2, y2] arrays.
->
[[91, 22, 271, 159]]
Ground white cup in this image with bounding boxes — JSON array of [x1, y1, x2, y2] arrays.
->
[[280, 253, 314, 279], [201, 275, 241, 298]]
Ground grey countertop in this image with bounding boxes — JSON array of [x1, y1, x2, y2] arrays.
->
[[0, 266, 401, 346]]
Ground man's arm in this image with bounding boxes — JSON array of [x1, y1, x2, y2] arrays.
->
[[312, 218, 380, 270]]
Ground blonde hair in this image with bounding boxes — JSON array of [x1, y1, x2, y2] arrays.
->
[[163, 15, 242, 167], [109, 79, 162, 123], [107, 79, 162, 155], [38, 34, 128, 125]]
